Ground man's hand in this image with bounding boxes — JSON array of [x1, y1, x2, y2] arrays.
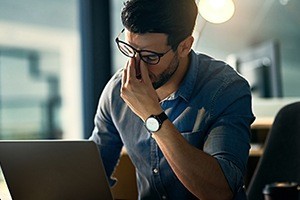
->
[[120, 58, 163, 121]]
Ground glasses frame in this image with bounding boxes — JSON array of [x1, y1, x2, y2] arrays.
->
[[115, 29, 172, 65]]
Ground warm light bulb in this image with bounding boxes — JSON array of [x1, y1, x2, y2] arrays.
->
[[198, 0, 235, 24]]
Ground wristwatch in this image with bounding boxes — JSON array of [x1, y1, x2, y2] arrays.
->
[[144, 112, 168, 133]]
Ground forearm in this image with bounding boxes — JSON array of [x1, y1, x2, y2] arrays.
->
[[152, 120, 233, 200]]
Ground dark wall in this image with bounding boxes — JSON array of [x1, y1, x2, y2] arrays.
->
[[80, 0, 112, 138]]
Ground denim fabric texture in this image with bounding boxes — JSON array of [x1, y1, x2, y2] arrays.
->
[[90, 50, 255, 200]]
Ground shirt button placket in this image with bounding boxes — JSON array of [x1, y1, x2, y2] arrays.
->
[[151, 139, 168, 199], [153, 168, 159, 174]]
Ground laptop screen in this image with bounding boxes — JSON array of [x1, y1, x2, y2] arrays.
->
[[0, 140, 113, 200]]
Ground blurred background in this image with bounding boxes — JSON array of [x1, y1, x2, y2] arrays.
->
[[0, 0, 299, 140]]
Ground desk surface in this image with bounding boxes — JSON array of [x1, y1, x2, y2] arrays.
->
[[249, 143, 264, 156], [249, 117, 272, 157], [251, 117, 273, 129]]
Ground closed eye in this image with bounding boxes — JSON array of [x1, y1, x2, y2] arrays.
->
[[142, 55, 159, 62]]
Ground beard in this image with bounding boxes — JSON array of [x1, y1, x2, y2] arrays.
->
[[151, 53, 180, 89]]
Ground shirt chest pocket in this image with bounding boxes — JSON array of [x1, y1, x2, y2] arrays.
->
[[171, 107, 208, 149]]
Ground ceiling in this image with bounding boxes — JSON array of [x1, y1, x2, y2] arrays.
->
[[194, 0, 300, 97], [1, 0, 299, 67], [0, 0, 299, 96], [196, 0, 300, 65]]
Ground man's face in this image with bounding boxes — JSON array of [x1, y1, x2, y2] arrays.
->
[[124, 30, 179, 89]]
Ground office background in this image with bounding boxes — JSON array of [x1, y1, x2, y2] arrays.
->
[[0, 0, 299, 140]]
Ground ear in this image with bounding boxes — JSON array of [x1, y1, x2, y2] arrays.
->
[[177, 36, 194, 58]]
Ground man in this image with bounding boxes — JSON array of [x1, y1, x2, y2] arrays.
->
[[90, 0, 255, 199]]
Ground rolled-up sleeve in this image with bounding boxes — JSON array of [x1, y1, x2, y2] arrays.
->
[[204, 116, 252, 193], [203, 81, 255, 195]]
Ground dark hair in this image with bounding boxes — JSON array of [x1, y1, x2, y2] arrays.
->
[[121, 0, 198, 50]]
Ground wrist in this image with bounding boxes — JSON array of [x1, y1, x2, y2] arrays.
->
[[142, 107, 163, 122], [144, 111, 168, 133]]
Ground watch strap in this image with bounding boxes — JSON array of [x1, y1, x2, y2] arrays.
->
[[156, 112, 168, 124]]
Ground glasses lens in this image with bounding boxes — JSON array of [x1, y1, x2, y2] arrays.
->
[[116, 38, 162, 65], [140, 52, 160, 65], [118, 41, 135, 57]]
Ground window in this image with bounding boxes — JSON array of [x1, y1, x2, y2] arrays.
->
[[0, 0, 82, 139], [0, 49, 61, 139]]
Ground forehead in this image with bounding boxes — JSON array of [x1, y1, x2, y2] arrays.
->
[[124, 29, 169, 49]]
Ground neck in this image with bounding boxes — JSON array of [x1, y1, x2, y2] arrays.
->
[[156, 55, 189, 101]]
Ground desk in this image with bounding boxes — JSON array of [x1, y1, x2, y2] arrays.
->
[[251, 117, 273, 130], [245, 117, 273, 187], [111, 149, 138, 200], [249, 117, 273, 157]]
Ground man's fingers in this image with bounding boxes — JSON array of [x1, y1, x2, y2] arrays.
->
[[127, 58, 137, 81], [140, 64, 151, 85], [121, 60, 129, 86]]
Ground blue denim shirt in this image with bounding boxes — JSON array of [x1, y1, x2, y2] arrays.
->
[[90, 50, 255, 200]]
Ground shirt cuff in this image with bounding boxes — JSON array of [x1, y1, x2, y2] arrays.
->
[[215, 157, 244, 194]]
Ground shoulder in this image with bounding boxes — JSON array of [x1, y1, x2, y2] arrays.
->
[[189, 51, 252, 114], [97, 68, 124, 111], [193, 51, 245, 84], [101, 68, 123, 97], [191, 51, 250, 95]]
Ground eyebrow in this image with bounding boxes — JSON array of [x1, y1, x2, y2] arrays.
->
[[124, 30, 168, 52], [124, 41, 165, 55]]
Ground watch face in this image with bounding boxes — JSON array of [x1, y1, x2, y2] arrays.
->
[[145, 117, 160, 132]]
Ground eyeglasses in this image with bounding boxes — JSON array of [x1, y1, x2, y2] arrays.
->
[[115, 29, 172, 65]]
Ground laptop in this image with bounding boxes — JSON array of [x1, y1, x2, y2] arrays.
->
[[0, 140, 113, 200]]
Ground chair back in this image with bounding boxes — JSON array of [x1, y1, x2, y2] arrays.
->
[[247, 101, 300, 200]]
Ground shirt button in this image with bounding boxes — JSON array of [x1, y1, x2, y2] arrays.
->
[[153, 168, 159, 174], [162, 195, 167, 199]]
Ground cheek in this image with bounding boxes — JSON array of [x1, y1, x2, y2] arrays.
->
[[145, 67, 162, 82], [147, 62, 168, 74]]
